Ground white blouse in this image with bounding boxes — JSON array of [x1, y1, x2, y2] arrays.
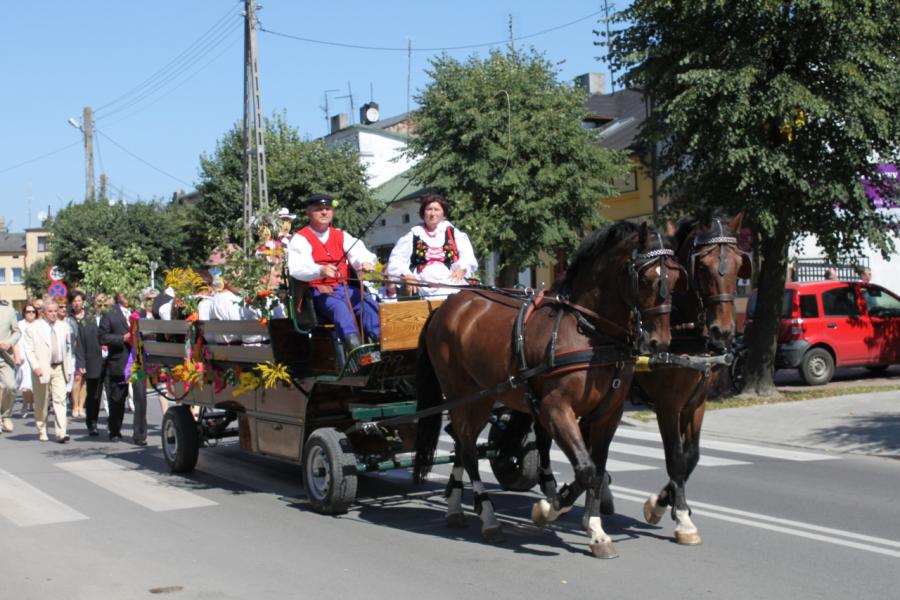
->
[[387, 220, 478, 297]]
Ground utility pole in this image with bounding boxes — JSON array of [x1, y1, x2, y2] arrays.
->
[[242, 0, 269, 250], [83, 107, 95, 201]]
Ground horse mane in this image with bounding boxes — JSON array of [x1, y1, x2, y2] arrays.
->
[[555, 221, 672, 294]]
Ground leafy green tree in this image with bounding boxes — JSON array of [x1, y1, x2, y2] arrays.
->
[[405, 48, 629, 283], [193, 112, 379, 251], [23, 256, 52, 299], [609, 1, 900, 395], [78, 240, 150, 299], [50, 199, 190, 280]]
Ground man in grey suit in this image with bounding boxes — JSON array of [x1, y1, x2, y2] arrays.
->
[[0, 299, 21, 433]]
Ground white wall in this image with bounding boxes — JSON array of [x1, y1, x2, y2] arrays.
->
[[791, 223, 900, 293], [357, 131, 416, 188]]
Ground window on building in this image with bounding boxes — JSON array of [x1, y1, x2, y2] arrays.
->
[[37, 236, 49, 252], [402, 214, 411, 224], [0, 269, 6, 284], [612, 169, 638, 194], [11, 268, 23, 284]]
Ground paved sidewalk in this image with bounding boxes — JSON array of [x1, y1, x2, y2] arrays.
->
[[624, 390, 900, 458]]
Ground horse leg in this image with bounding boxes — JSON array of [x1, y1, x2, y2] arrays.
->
[[534, 422, 558, 502], [581, 416, 621, 559], [579, 418, 615, 515], [444, 452, 467, 528], [644, 398, 686, 528], [670, 401, 706, 545], [531, 407, 592, 528]]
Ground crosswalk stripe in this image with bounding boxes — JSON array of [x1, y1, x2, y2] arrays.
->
[[0, 469, 89, 527], [615, 427, 839, 461], [56, 460, 218, 512], [610, 441, 750, 467]]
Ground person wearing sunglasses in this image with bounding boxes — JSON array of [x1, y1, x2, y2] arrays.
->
[[14, 303, 38, 416]]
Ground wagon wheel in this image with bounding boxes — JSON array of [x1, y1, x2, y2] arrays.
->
[[303, 428, 359, 515], [488, 411, 540, 492], [161, 405, 200, 473]]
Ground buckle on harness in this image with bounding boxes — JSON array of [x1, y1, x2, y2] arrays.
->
[[635, 355, 652, 372]]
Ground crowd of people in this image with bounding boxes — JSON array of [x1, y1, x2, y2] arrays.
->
[[0, 191, 479, 445]]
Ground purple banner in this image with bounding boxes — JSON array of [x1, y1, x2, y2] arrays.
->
[[863, 164, 898, 209]]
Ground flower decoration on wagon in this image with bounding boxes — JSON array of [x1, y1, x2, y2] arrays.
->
[[224, 245, 285, 326], [164, 267, 209, 321]]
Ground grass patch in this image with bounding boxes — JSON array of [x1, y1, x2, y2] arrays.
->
[[625, 383, 900, 421]]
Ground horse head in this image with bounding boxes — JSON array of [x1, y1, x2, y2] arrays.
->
[[676, 211, 752, 349], [560, 221, 686, 355], [627, 222, 688, 353]]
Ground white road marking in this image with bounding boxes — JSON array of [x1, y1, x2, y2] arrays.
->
[[0, 469, 89, 527], [56, 460, 217, 512], [610, 484, 900, 560], [438, 435, 657, 473], [615, 427, 839, 462], [610, 441, 750, 467]]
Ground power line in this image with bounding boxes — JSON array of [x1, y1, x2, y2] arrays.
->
[[94, 2, 242, 116], [99, 26, 242, 127], [97, 19, 242, 121], [0, 141, 80, 175], [95, 129, 191, 187], [259, 10, 604, 52]]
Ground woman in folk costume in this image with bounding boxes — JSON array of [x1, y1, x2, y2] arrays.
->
[[387, 193, 478, 298]]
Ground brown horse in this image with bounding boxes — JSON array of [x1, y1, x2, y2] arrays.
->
[[632, 212, 751, 544], [413, 221, 686, 558]]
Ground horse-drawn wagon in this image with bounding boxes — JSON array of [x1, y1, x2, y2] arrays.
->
[[137, 293, 538, 515]]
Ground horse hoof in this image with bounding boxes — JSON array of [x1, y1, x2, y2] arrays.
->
[[589, 541, 619, 559], [446, 513, 467, 529], [674, 530, 702, 545], [643, 495, 663, 525], [482, 526, 506, 543], [531, 500, 551, 528]]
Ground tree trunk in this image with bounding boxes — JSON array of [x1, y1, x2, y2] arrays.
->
[[497, 262, 520, 288], [741, 222, 791, 396]]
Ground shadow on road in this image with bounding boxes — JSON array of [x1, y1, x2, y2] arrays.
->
[[804, 411, 900, 456]]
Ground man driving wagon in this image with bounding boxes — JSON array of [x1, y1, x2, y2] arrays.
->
[[287, 193, 381, 356]]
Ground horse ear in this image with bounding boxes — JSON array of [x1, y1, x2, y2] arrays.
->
[[639, 222, 649, 249], [728, 212, 744, 233], [665, 220, 676, 237]]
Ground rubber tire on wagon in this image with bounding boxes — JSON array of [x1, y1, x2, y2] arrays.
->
[[162, 405, 200, 473], [303, 428, 358, 515], [487, 414, 540, 492], [800, 347, 835, 386]]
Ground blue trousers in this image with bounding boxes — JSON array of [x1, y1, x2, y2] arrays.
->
[[312, 284, 381, 342]]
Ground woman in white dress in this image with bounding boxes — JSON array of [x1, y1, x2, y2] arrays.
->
[[387, 194, 478, 298], [15, 302, 38, 415]]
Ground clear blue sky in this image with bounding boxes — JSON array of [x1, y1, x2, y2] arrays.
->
[[1, 0, 619, 232]]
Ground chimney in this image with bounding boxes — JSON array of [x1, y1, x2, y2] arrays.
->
[[330, 113, 349, 134], [0, 216, 6, 233], [575, 73, 606, 96]]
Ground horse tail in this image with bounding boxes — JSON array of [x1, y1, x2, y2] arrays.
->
[[414, 311, 443, 484]]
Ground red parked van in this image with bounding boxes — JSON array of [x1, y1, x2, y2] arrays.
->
[[744, 281, 900, 385]]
